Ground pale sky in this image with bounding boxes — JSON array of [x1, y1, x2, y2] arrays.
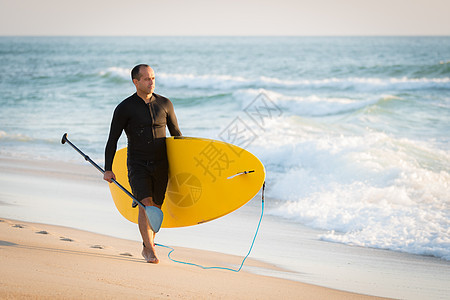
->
[[0, 0, 449, 36]]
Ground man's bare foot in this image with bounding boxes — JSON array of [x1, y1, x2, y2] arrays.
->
[[142, 244, 159, 264]]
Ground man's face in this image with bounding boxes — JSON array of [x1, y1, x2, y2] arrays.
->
[[134, 66, 155, 95]]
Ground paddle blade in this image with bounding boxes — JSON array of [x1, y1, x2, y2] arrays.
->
[[146, 206, 164, 233]]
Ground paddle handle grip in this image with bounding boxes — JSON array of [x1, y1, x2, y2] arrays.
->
[[61, 133, 105, 174]]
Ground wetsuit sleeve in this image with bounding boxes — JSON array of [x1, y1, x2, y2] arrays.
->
[[167, 100, 182, 136], [105, 105, 127, 171]]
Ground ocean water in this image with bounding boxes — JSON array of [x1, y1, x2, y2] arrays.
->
[[0, 36, 449, 263]]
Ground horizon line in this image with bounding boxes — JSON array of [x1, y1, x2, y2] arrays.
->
[[1, 34, 449, 38]]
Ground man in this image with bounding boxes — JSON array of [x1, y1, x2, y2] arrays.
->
[[103, 64, 182, 263]]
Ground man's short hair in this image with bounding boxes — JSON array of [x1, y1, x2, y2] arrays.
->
[[131, 64, 150, 81]]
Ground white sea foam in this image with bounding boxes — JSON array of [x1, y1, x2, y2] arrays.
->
[[0, 130, 34, 142], [159, 73, 250, 89], [248, 117, 450, 260], [98, 68, 450, 91], [167, 73, 450, 91], [98, 67, 130, 80], [233, 88, 387, 117]]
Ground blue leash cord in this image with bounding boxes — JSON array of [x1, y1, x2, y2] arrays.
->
[[156, 182, 265, 272]]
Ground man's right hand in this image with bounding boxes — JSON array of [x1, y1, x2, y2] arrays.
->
[[103, 171, 116, 183]]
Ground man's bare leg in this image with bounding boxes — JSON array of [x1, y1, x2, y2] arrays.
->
[[139, 196, 160, 264]]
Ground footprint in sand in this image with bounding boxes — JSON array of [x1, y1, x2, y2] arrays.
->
[[36, 230, 49, 235], [120, 253, 133, 257], [60, 237, 74, 242], [12, 224, 25, 228], [90, 245, 104, 249]]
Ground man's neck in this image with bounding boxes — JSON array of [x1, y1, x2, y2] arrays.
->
[[136, 91, 153, 103]]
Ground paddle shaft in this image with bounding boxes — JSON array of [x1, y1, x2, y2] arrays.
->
[[61, 133, 145, 210]]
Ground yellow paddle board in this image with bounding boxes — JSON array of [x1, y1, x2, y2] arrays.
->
[[109, 136, 265, 228]]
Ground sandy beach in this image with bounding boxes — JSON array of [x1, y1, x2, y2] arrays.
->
[[0, 218, 384, 299]]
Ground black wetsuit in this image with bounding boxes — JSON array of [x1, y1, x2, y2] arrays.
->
[[105, 92, 181, 205]]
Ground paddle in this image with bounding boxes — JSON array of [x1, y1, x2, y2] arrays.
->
[[61, 133, 163, 233]]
